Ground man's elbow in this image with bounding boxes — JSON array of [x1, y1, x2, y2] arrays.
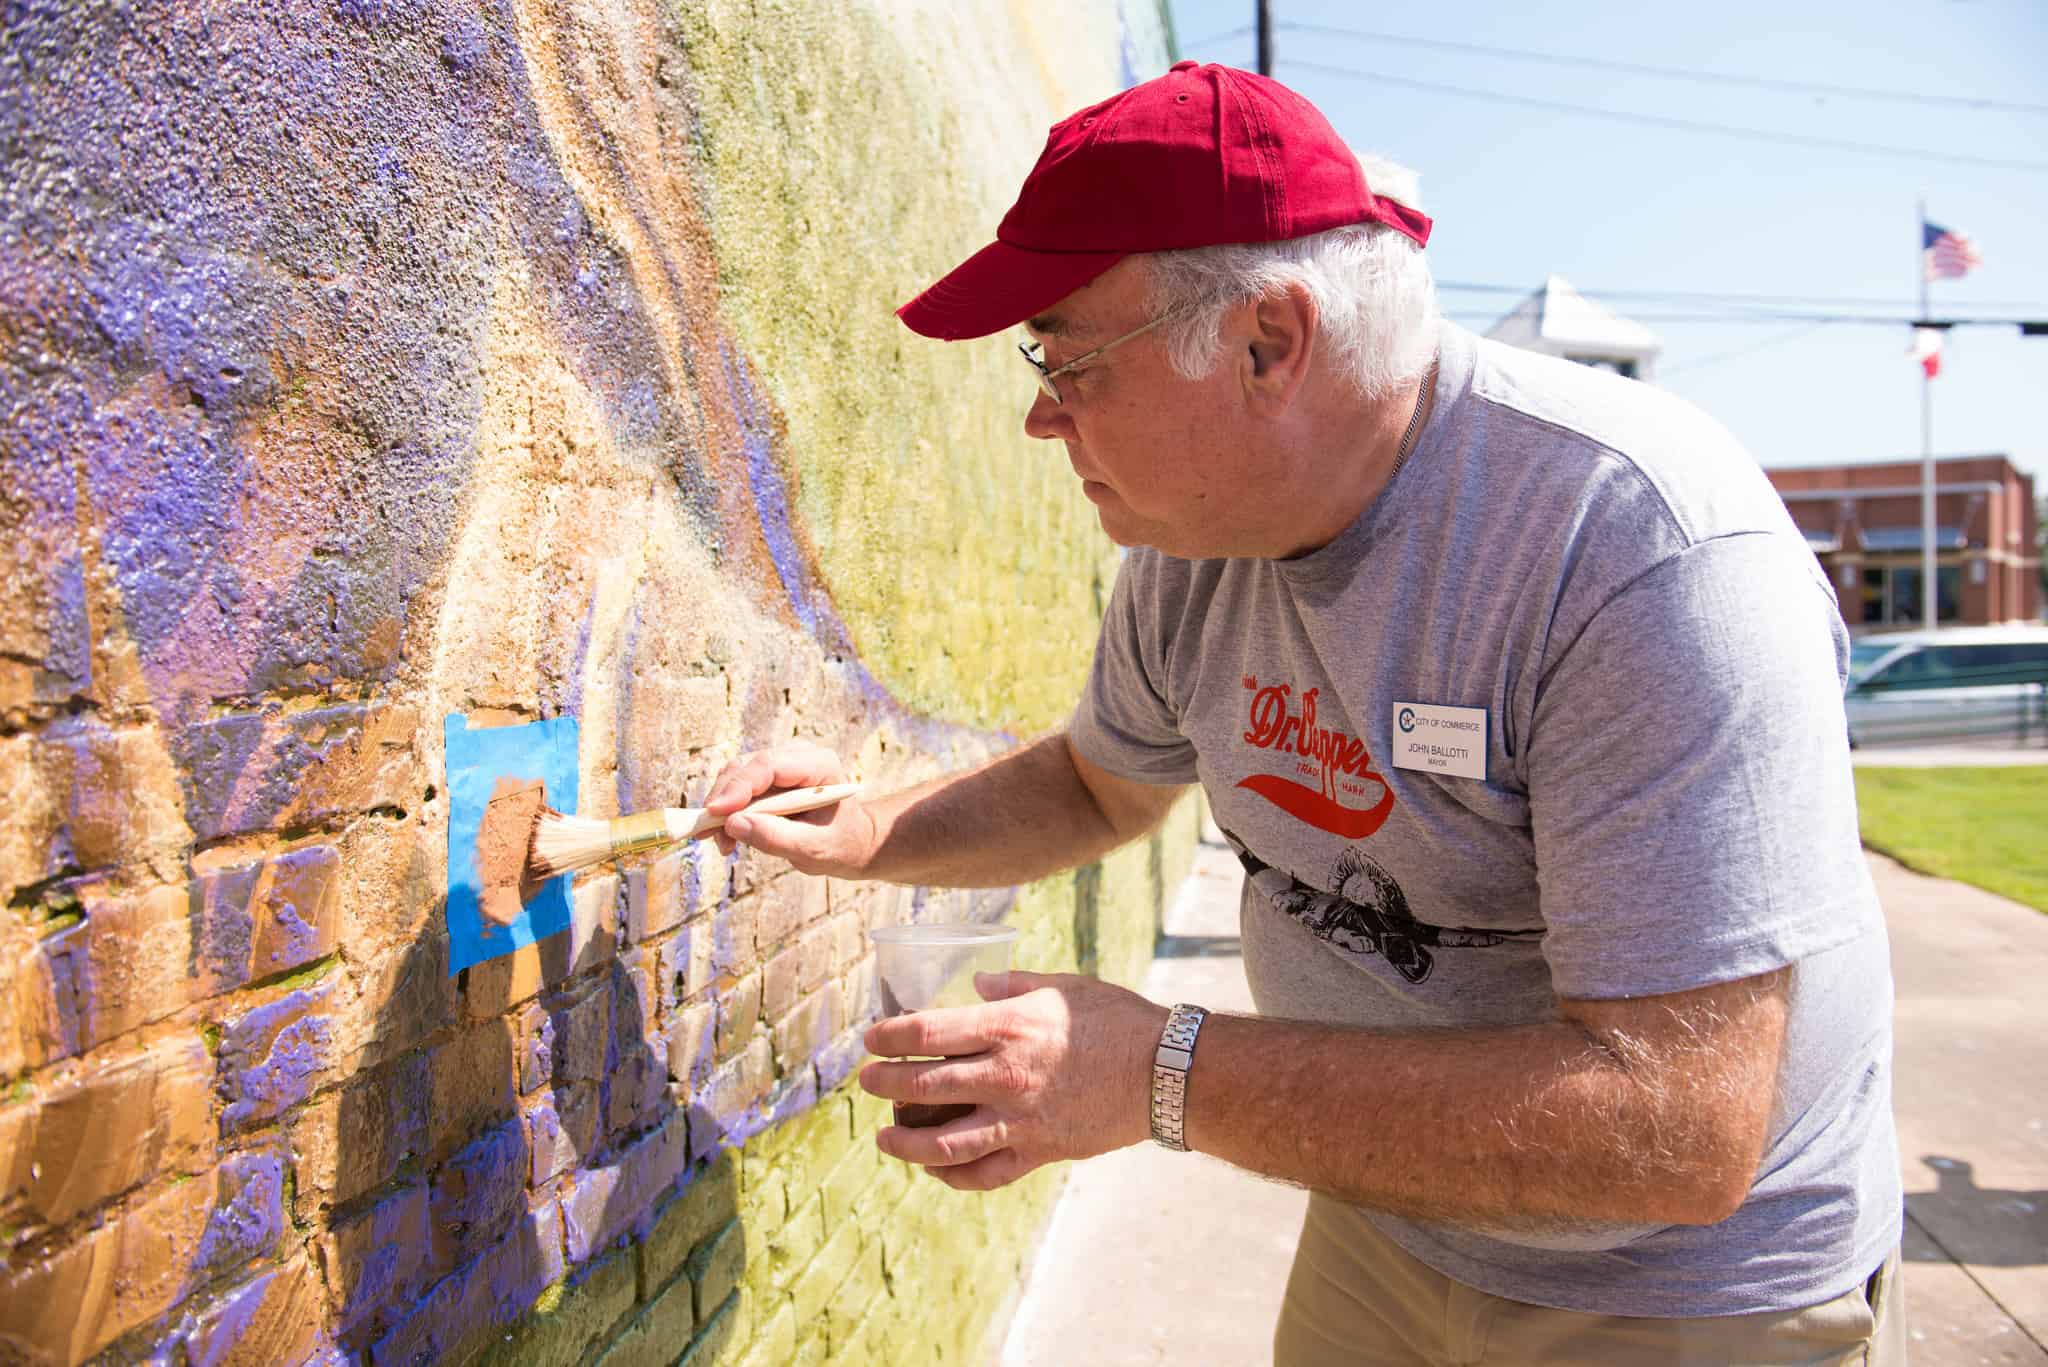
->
[[1660, 1123, 1770, 1226], [1670, 1162, 1756, 1226]]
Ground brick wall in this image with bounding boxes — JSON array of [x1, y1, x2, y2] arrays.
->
[[0, 1, 1185, 1363]]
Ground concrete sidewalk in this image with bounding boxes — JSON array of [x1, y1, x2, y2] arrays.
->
[[997, 840, 2048, 1365]]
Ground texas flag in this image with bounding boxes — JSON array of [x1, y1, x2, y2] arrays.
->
[[1908, 326, 1944, 379]]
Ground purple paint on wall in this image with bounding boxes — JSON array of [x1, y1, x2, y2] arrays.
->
[[197, 1149, 287, 1277], [217, 980, 337, 1131]]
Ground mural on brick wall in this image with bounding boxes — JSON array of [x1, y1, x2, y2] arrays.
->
[[0, 1, 1186, 1364]]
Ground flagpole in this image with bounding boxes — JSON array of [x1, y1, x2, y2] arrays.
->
[[1918, 198, 1937, 629]]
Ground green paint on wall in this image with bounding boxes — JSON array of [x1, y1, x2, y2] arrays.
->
[[674, 1, 1125, 735]]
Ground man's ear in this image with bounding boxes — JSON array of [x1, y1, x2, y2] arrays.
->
[[1241, 283, 1317, 415]]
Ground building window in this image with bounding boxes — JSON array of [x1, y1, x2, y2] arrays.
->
[[1867, 565, 1962, 625]]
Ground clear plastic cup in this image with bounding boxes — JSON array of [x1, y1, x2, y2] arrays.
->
[[869, 923, 1017, 1128]]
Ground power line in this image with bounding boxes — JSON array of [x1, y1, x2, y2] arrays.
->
[[1286, 59, 2048, 174], [1442, 310, 2040, 326], [1659, 322, 1834, 376], [1438, 282, 2048, 313], [1279, 23, 2048, 117]]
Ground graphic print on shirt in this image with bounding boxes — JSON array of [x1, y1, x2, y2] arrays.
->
[[1237, 675, 1395, 838], [1223, 828, 1540, 985]]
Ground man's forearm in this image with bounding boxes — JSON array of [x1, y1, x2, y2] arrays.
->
[[858, 734, 1154, 888], [1182, 988, 1782, 1229]]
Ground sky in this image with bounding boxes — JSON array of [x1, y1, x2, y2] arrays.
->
[[1165, 0, 2048, 488]]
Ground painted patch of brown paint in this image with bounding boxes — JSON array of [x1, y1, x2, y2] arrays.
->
[[478, 778, 548, 926]]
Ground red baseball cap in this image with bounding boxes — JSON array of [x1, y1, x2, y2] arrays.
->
[[898, 61, 1432, 342]]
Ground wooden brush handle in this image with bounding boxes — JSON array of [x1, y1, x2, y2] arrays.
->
[[676, 782, 861, 840]]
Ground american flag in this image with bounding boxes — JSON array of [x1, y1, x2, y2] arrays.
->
[[1922, 221, 1983, 280]]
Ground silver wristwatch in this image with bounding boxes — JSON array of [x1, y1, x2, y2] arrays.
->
[[1150, 1003, 1209, 1151]]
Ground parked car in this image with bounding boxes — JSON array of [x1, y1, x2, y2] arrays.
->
[[1843, 625, 2048, 747]]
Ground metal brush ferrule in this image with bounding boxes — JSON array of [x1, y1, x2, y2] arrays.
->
[[606, 811, 673, 858]]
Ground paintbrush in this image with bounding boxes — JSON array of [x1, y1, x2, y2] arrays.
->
[[525, 782, 860, 880]]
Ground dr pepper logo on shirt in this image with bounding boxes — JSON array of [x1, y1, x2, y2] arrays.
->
[[1237, 676, 1395, 838]]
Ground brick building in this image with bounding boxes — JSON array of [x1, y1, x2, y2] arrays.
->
[[1766, 455, 2041, 628]]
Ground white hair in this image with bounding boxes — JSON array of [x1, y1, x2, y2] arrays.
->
[[1139, 155, 1439, 402]]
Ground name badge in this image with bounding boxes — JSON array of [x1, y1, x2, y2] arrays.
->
[[1390, 702, 1488, 780]]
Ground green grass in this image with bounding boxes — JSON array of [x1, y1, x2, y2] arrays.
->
[[1854, 766, 2048, 915]]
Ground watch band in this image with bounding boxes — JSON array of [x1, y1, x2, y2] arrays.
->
[[1150, 1003, 1209, 1151]]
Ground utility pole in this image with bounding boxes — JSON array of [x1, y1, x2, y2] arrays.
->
[[1256, 0, 1273, 76], [1917, 198, 1937, 629]]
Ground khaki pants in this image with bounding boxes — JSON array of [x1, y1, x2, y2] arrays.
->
[[1275, 1195, 1907, 1366]]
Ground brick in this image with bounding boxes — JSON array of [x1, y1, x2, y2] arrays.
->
[[558, 1109, 687, 1263], [706, 898, 757, 982], [688, 1219, 745, 1323], [0, 1031, 212, 1227], [713, 971, 760, 1063], [687, 843, 728, 919], [605, 1029, 669, 1138], [590, 1267, 696, 1367], [816, 1024, 866, 1095], [819, 1128, 883, 1233], [747, 1189, 824, 1307], [771, 982, 842, 1077], [820, 1238, 885, 1355], [518, 1000, 554, 1093], [691, 1036, 773, 1160], [754, 872, 826, 955], [829, 911, 865, 974], [216, 975, 338, 1132], [76, 883, 225, 1045], [659, 917, 714, 1008], [524, 1083, 597, 1188], [426, 1022, 517, 1163], [0, 1163, 219, 1362], [840, 956, 878, 1031], [543, 981, 611, 1087], [473, 1249, 636, 1367], [181, 1251, 330, 1367], [635, 1150, 738, 1299], [428, 1117, 529, 1275], [313, 1181, 428, 1341], [0, 734, 62, 903], [676, 1289, 741, 1365], [290, 1053, 429, 1213], [177, 703, 420, 842], [461, 940, 550, 1021], [667, 1000, 715, 1089], [342, 939, 457, 1072], [624, 851, 685, 943], [567, 872, 622, 973], [246, 845, 343, 978], [370, 1194, 565, 1367], [195, 1146, 287, 1278], [613, 948, 661, 1051], [193, 845, 343, 990], [761, 945, 803, 1023], [39, 719, 194, 875], [737, 1295, 798, 1367], [796, 920, 836, 993], [0, 918, 88, 1074]]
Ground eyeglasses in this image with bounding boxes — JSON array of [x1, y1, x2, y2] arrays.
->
[[1017, 304, 1191, 405]]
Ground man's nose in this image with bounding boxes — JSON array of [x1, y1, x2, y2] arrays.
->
[[1023, 388, 1067, 440]]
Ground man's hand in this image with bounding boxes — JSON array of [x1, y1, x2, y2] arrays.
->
[[701, 741, 877, 876], [859, 971, 1170, 1191]]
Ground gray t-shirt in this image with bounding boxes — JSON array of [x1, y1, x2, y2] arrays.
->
[[1070, 321, 1901, 1318]]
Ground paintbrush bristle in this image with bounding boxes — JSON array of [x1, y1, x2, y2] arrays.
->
[[527, 810, 618, 880]]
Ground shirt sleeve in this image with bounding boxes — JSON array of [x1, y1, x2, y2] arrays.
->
[[1067, 554, 1202, 784], [1525, 532, 1877, 1000]]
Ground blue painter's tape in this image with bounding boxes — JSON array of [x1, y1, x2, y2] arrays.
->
[[444, 713, 579, 974]]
